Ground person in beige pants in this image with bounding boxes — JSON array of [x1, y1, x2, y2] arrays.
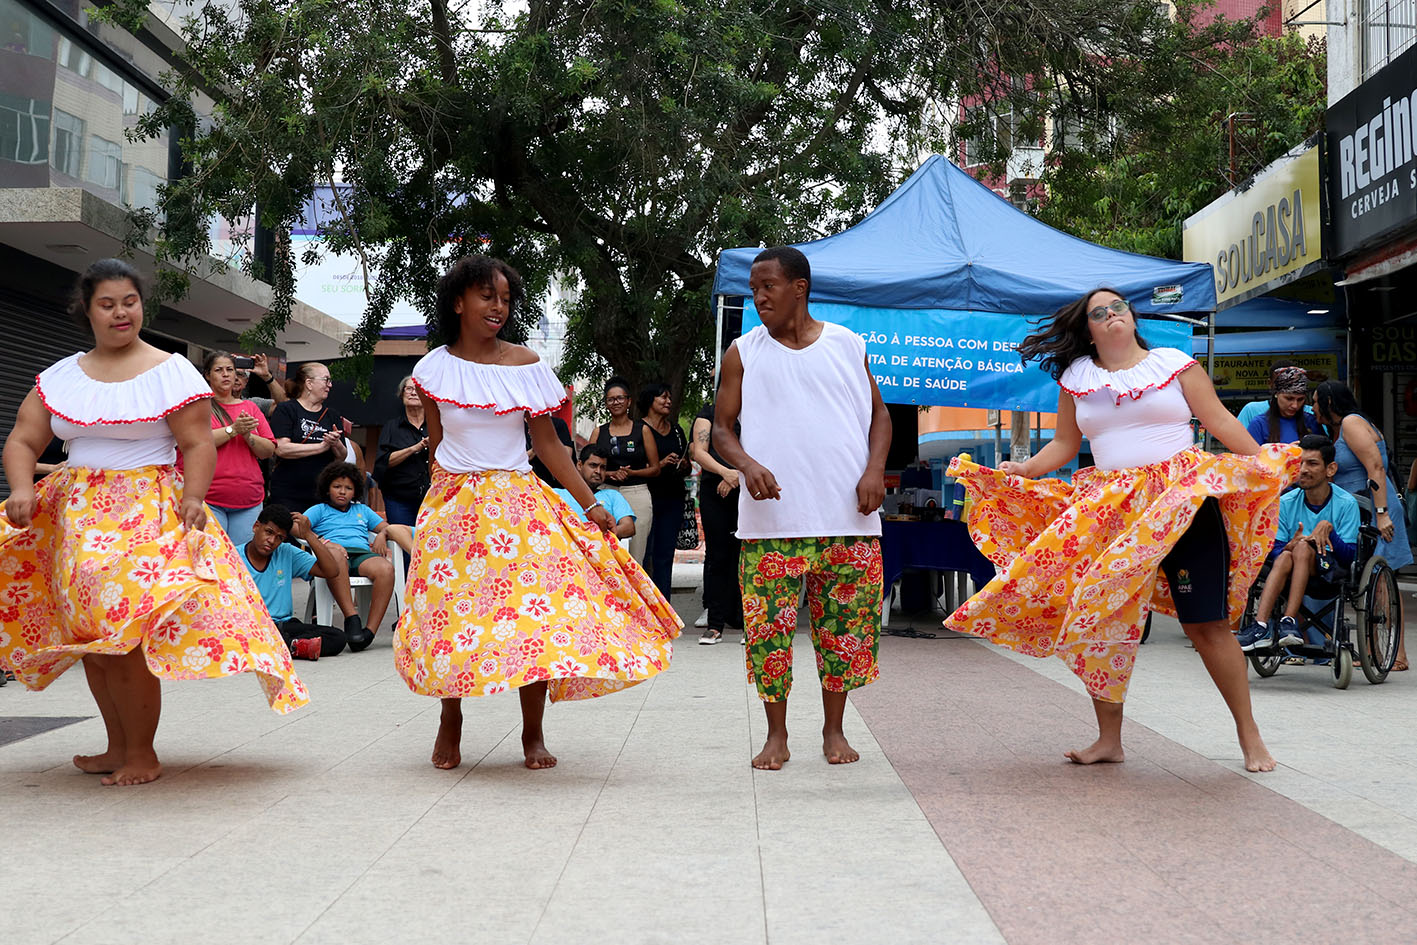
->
[[590, 377, 660, 564]]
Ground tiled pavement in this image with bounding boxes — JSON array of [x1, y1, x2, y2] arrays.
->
[[5, 574, 1417, 944]]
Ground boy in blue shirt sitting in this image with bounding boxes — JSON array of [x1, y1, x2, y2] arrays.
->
[[237, 505, 349, 660], [1239, 435, 1361, 651], [553, 445, 636, 541], [304, 462, 415, 650]]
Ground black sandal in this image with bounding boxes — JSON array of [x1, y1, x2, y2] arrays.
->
[[698, 628, 723, 645]]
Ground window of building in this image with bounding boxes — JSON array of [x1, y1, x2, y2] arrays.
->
[[52, 109, 83, 177], [86, 134, 121, 189], [0, 93, 49, 165], [1362, 0, 1417, 78], [56, 36, 90, 78], [127, 164, 161, 210]]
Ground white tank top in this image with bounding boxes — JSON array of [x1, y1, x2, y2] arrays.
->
[[412, 346, 568, 474], [1059, 347, 1197, 471], [735, 322, 881, 539]]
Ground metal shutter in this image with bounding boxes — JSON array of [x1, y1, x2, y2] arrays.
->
[[0, 286, 89, 495]]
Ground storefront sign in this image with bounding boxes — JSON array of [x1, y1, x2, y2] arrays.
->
[[1372, 325, 1417, 371], [1183, 144, 1323, 308], [742, 301, 1191, 412], [1209, 352, 1341, 395], [1327, 43, 1417, 258]]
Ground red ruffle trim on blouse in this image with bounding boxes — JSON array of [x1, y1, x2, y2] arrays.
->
[[413, 380, 568, 418], [1059, 361, 1195, 406], [35, 383, 213, 427]]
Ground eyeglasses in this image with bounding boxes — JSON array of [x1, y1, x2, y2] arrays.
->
[[1087, 298, 1130, 322], [606, 395, 628, 404]]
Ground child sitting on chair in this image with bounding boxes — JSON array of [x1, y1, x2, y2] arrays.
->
[[305, 461, 414, 649]]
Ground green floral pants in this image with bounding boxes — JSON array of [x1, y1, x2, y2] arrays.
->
[[739, 536, 884, 702]]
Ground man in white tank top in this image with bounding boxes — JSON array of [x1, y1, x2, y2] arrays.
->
[[713, 247, 892, 771]]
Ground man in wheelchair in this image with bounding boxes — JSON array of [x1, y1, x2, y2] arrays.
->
[[1238, 435, 1361, 652]]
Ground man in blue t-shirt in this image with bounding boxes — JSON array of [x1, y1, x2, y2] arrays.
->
[[553, 444, 636, 541], [237, 505, 351, 660], [1239, 435, 1362, 651]]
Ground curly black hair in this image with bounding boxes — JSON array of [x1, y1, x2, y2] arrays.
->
[[432, 255, 526, 345], [316, 461, 365, 505], [1016, 287, 1150, 381]]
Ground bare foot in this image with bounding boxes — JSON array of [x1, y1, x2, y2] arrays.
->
[[1064, 739, 1125, 765], [522, 737, 557, 770], [431, 709, 462, 770], [1240, 732, 1276, 773], [752, 733, 790, 770], [73, 750, 124, 774], [101, 753, 161, 787], [822, 730, 860, 764]]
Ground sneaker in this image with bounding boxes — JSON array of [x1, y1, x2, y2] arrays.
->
[[292, 637, 322, 661], [1276, 616, 1303, 648], [699, 628, 723, 645], [1236, 622, 1272, 652], [694, 609, 709, 628]]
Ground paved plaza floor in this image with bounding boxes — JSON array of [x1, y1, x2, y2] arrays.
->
[[6, 572, 1417, 944]]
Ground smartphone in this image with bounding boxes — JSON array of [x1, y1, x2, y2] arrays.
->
[[340, 417, 353, 437], [230, 356, 255, 370]]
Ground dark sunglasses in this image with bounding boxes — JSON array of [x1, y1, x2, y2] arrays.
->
[[1087, 298, 1131, 322]]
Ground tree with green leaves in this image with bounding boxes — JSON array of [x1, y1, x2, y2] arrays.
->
[[1033, 17, 1327, 259], [114, 0, 1254, 403]]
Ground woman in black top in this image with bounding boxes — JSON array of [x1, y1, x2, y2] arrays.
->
[[640, 382, 691, 597], [268, 362, 346, 511], [590, 377, 660, 564], [373, 375, 430, 526], [690, 400, 743, 643]]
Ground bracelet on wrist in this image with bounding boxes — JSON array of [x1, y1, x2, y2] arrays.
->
[[584, 501, 604, 515]]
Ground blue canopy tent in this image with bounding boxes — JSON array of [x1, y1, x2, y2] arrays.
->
[[712, 156, 1218, 411]]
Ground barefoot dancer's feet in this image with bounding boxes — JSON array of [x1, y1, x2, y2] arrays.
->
[[73, 750, 124, 774], [1239, 727, 1277, 773], [431, 699, 462, 770], [752, 733, 791, 770], [822, 729, 859, 764], [1063, 739, 1126, 765], [522, 736, 557, 769], [101, 751, 161, 786]]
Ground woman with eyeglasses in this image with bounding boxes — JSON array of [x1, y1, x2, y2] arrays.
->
[[191, 351, 277, 545], [268, 362, 345, 512], [373, 375, 430, 527], [590, 377, 661, 564], [945, 288, 1298, 773]]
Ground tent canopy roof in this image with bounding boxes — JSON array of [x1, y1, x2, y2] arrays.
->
[[713, 156, 1217, 315]]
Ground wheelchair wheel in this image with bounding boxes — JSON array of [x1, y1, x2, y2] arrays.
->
[[1332, 647, 1353, 689], [1357, 560, 1400, 685], [1248, 651, 1282, 677]]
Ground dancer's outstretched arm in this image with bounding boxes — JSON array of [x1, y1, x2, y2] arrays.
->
[[999, 390, 1081, 479]]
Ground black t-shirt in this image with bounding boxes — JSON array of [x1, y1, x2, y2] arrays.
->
[[34, 436, 66, 482], [374, 414, 430, 502], [525, 415, 575, 488], [268, 400, 340, 505], [695, 402, 739, 490], [594, 422, 651, 473], [647, 420, 689, 500]]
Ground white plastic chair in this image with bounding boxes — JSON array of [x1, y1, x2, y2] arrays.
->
[[304, 542, 406, 628]]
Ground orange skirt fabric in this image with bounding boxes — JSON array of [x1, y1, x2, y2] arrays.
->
[[945, 445, 1299, 703], [394, 467, 681, 701], [0, 465, 308, 713]]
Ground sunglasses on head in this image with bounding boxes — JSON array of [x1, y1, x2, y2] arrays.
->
[[1087, 298, 1130, 322]]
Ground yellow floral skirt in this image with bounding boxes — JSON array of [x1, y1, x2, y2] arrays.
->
[[0, 465, 307, 713], [945, 445, 1299, 703], [394, 467, 681, 701]]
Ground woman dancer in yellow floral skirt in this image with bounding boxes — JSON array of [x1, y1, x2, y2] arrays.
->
[[946, 288, 1297, 772], [0, 259, 307, 786], [395, 256, 681, 770]]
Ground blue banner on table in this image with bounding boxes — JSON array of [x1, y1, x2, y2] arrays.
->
[[742, 301, 1193, 412]]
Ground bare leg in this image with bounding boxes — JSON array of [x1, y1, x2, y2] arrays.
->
[[1282, 542, 1314, 619], [358, 556, 395, 634], [97, 647, 162, 786], [431, 698, 462, 769], [1065, 698, 1125, 764], [821, 689, 859, 764], [519, 681, 556, 769], [1183, 618, 1276, 772], [1253, 552, 1292, 626], [323, 543, 358, 619], [73, 656, 125, 773], [386, 524, 415, 556], [753, 699, 790, 770]]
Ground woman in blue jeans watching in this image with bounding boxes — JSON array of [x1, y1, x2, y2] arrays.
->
[[640, 382, 690, 597], [373, 375, 430, 526]]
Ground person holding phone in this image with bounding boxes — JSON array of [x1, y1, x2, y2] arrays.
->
[[191, 351, 277, 544], [640, 382, 691, 597], [268, 362, 344, 511]]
